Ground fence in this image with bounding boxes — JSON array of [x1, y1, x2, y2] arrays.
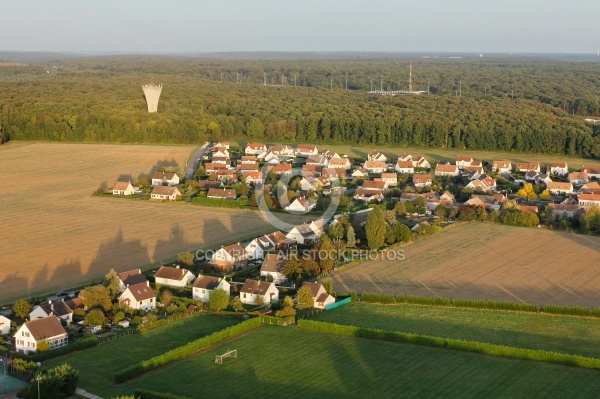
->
[[325, 297, 352, 311], [97, 328, 137, 344], [259, 315, 295, 326]]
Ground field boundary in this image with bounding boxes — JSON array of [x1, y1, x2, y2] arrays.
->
[[298, 319, 600, 370]]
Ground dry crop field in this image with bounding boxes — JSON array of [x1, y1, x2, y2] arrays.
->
[[0, 142, 302, 304], [329, 223, 600, 307]]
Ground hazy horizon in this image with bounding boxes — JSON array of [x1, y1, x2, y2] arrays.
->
[[1, 1, 599, 54]]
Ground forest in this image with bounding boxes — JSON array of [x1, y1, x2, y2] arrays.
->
[[0, 54, 599, 158]]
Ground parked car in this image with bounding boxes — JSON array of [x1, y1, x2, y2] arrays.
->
[[56, 291, 68, 297]]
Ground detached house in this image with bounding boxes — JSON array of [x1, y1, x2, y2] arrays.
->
[[29, 300, 74, 325], [301, 282, 335, 309], [286, 223, 321, 244], [435, 163, 459, 177], [378, 172, 398, 187], [367, 151, 387, 162], [240, 279, 279, 305], [210, 243, 247, 271], [154, 266, 195, 288], [245, 235, 273, 261], [0, 315, 10, 335], [245, 143, 267, 155], [516, 162, 541, 173], [286, 197, 315, 213], [354, 188, 383, 203], [547, 181, 574, 195], [582, 165, 600, 180], [578, 193, 600, 209], [119, 281, 156, 311], [456, 156, 474, 169], [14, 316, 68, 354], [569, 171, 589, 185], [112, 180, 136, 196], [363, 161, 387, 174], [260, 253, 287, 283], [396, 160, 415, 174], [327, 157, 352, 170], [151, 171, 180, 186], [207, 187, 237, 200], [295, 145, 319, 158], [492, 160, 512, 173], [411, 156, 431, 169], [151, 186, 181, 200], [268, 144, 295, 157], [413, 173, 433, 188], [117, 269, 148, 292], [192, 275, 231, 302], [550, 162, 569, 176]]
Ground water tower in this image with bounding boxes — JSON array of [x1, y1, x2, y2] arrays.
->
[[142, 83, 162, 113]]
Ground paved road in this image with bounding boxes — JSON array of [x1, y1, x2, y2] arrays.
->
[[185, 141, 210, 180]]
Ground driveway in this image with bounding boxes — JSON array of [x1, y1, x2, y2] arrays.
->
[[185, 141, 210, 180]]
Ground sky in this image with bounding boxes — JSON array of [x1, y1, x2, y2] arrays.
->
[[2, 0, 599, 54]]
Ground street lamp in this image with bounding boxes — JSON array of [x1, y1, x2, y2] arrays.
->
[[36, 375, 41, 399]]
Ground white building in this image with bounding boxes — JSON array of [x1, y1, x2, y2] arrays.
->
[[151, 171, 180, 186], [192, 275, 231, 303], [0, 315, 11, 335], [29, 300, 74, 326], [301, 282, 335, 310], [260, 254, 287, 283], [112, 181, 136, 196], [239, 279, 279, 305], [119, 281, 156, 311], [151, 186, 181, 200], [13, 316, 67, 354], [154, 266, 195, 288]]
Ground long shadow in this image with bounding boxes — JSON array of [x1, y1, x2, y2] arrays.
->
[[139, 159, 181, 179]]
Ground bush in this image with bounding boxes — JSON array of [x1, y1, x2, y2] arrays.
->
[[21, 336, 98, 362], [133, 389, 191, 399], [542, 304, 600, 317], [298, 320, 600, 370], [114, 317, 261, 383]]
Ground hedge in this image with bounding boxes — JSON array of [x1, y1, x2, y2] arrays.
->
[[298, 320, 600, 370], [114, 317, 261, 383], [133, 389, 192, 399], [542, 304, 600, 318], [258, 314, 295, 326], [16, 336, 98, 362], [191, 197, 249, 209]]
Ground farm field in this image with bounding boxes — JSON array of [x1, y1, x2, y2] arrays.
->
[[313, 302, 600, 358], [43, 314, 241, 392], [99, 325, 600, 399], [327, 223, 600, 307], [0, 142, 306, 303]]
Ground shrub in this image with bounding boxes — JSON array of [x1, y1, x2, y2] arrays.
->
[[134, 389, 191, 399], [22, 336, 98, 362]]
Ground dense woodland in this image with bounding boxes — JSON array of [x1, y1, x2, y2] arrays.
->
[[1, 55, 599, 158]]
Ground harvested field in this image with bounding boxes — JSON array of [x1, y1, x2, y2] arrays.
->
[[328, 223, 600, 307], [0, 142, 305, 303]]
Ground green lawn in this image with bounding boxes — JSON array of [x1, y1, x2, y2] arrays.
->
[[43, 314, 241, 394], [313, 302, 600, 358], [105, 326, 600, 399]]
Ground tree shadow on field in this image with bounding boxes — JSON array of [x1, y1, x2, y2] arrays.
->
[[151, 223, 186, 267], [139, 159, 181, 179], [116, 173, 135, 182]]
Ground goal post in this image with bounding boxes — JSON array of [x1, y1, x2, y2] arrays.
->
[[215, 349, 237, 364]]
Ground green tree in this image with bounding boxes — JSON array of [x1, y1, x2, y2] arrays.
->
[[230, 296, 243, 312], [328, 222, 345, 241], [365, 207, 387, 250], [281, 253, 304, 280], [540, 189, 551, 200], [346, 225, 356, 248], [84, 309, 106, 326], [30, 364, 79, 399], [393, 223, 412, 243], [160, 290, 173, 306], [297, 285, 314, 309], [176, 252, 195, 267], [208, 289, 229, 312], [79, 285, 112, 311], [103, 268, 121, 300], [13, 299, 32, 319], [318, 235, 336, 274], [384, 210, 397, 225], [322, 280, 334, 295], [275, 296, 296, 317], [36, 340, 49, 353], [516, 183, 537, 200]]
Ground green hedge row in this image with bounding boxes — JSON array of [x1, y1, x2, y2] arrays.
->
[[361, 290, 600, 317], [138, 311, 198, 331], [191, 197, 249, 209], [298, 320, 600, 370], [114, 317, 261, 383], [133, 389, 192, 399], [17, 337, 99, 362], [258, 314, 295, 326]]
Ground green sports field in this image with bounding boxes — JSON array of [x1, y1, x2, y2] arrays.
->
[[312, 302, 600, 358]]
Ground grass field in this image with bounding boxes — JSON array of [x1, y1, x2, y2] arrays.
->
[[0, 142, 306, 303], [313, 302, 600, 358], [99, 326, 600, 399], [326, 222, 600, 307], [43, 314, 241, 393]]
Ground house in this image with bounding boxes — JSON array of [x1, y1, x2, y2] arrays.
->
[[112, 180, 136, 196], [439, 191, 457, 207], [151, 171, 180, 186], [395, 160, 415, 174], [322, 168, 340, 180], [547, 182, 574, 195], [266, 231, 296, 250], [492, 160, 512, 173], [286, 223, 321, 244], [301, 282, 335, 309], [117, 269, 148, 292], [362, 180, 388, 191], [295, 144, 319, 157], [309, 218, 328, 236], [240, 155, 257, 164], [268, 144, 295, 157], [456, 156, 474, 169], [363, 160, 387, 174], [14, 316, 68, 354], [466, 176, 496, 192], [244, 171, 264, 185], [216, 169, 237, 182], [192, 275, 231, 302], [119, 281, 156, 311], [398, 153, 412, 161], [213, 141, 230, 150], [580, 181, 600, 194], [286, 197, 315, 213], [212, 148, 230, 158], [212, 156, 231, 166], [203, 163, 221, 174], [379, 172, 398, 187], [466, 194, 507, 210], [263, 152, 282, 165], [150, 186, 181, 200], [245, 143, 267, 155], [569, 171, 589, 185], [154, 266, 195, 288], [29, 300, 74, 325], [434, 163, 459, 177], [260, 254, 287, 283], [547, 203, 581, 218], [463, 165, 485, 180], [238, 163, 259, 174], [306, 155, 328, 167], [300, 176, 321, 191], [0, 315, 10, 335], [271, 164, 293, 176], [207, 187, 237, 200], [550, 162, 569, 176], [351, 167, 369, 179], [411, 221, 431, 233], [320, 149, 340, 159], [239, 279, 279, 305], [353, 188, 383, 202], [582, 165, 600, 180], [578, 193, 600, 209], [516, 162, 541, 173], [210, 243, 247, 271], [413, 173, 433, 188], [245, 235, 273, 261], [411, 156, 431, 169], [327, 157, 352, 170], [367, 151, 387, 162]]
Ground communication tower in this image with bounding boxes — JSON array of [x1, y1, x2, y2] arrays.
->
[[142, 83, 162, 113]]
